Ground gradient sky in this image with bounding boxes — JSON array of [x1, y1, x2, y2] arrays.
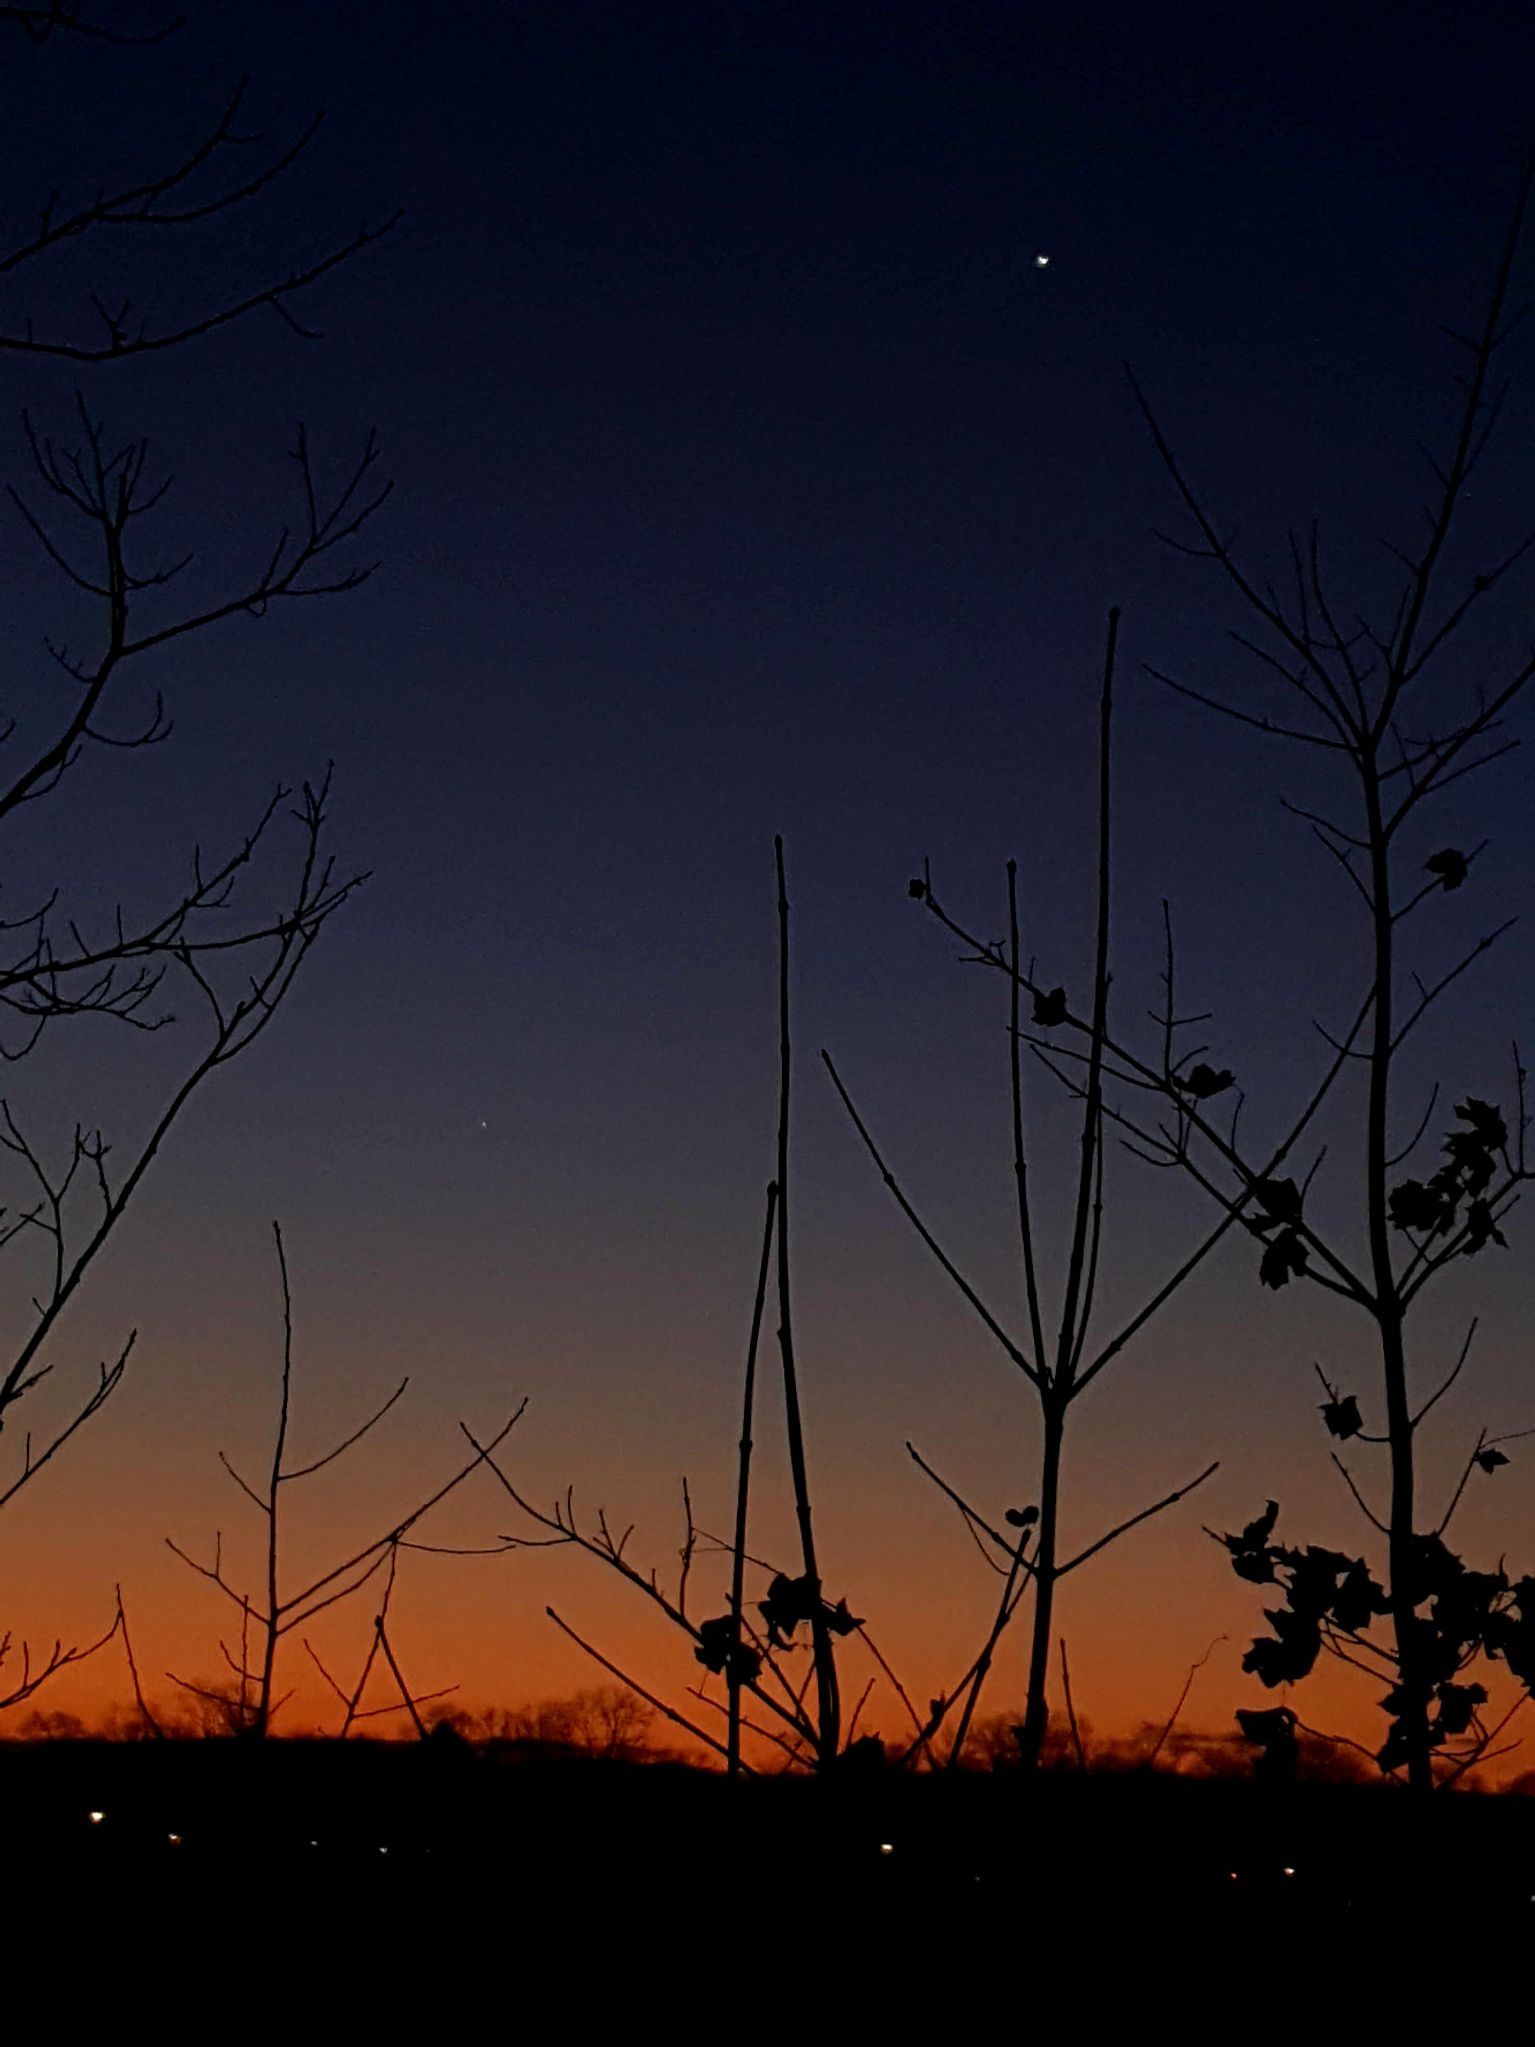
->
[[4, 1, 1535, 1758]]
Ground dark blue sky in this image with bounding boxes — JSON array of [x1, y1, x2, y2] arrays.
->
[[7, 1, 1535, 1727]]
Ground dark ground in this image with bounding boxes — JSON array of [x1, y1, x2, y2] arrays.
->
[[8, 1738, 1533, 1961]]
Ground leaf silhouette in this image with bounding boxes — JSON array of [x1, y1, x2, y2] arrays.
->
[[1259, 1228, 1308, 1289], [1424, 848, 1468, 891], [1031, 985, 1068, 1028], [1243, 1607, 1322, 1685], [907, 877, 927, 900], [1475, 1446, 1510, 1474], [1004, 1505, 1039, 1529], [1220, 1500, 1280, 1580], [1388, 1176, 1456, 1235], [695, 1614, 733, 1673], [1251, 1177, 1302, 1227], [1399, 1531, 1461, 1608], [1456, 1098, 1507, 1148], [758, 1572, 820, 1648], [1320, 1394, 1363, 1440], [757, 1572, 862, 1648], [1288, 1545, 1355, 1619], [694, 1613, 762, 1683], [1433, 1680, 1487, 1738], [1488, 1584, 1535, 1689], [1332, 1559, 1388, 1634], [1182, 1063, 1235, 1100], [1444, 1132, 1497, 1196], [1464, 1200, 1507, 1255], [826, 1597, 864, 1637]]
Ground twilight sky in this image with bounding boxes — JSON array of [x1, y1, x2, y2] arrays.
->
[[5, 0, 1535, 1752]]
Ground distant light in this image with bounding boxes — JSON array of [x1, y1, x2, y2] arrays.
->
[[87, 1810, 105, 1825], [878, 1842, 894, 1856], [1283, 1866, 1295, 1877], [167, 1833, 182, 1846], [378, 1845, 389, 1855], [1034, 253, 1051, 268], [1228, 1871, 1238, 1881]]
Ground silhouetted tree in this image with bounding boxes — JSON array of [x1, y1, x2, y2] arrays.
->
[[1124, 168, 1535, 1793], [919, 167, 1535, 1791], [563, 1686, 657, 1761], [416, 1689, 664, 1761], [0, 8, 395, 361], [0, 3, 392, 1700], [473, 843, 898, 1775], [11, 1705, 87, 1739], [829, 615, 1240, 1770], [163, 1222, 522, 1736]]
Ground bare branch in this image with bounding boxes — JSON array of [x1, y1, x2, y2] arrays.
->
[[1058, 1460, 1219, 1577], [822, 1051, 1040, 1384], [545, 1607, 742, 1768]]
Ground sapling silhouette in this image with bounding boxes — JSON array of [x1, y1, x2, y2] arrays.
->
[[473, 842, 898, 1773], [827, 612, 1274, 1770], [916, 166, 1535, 1789], [1129, 167, 1535, 1791], [0, 6, 391, 1699], [165, 1223, 522, 1737]]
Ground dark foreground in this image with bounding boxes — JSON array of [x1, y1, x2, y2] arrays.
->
[[8, 1740, 1533, 1995]]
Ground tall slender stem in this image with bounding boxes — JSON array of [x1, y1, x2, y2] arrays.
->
[[1007, 861, 1049, 1376], [728, 1180, 778, 1780], [1020, 609, 1118, 1768], [1016, 1399, 1064, 1768], [1053, 607, 1117, 1386], [256, 1219, 294, 1736], [1362, 760, 1428, 1789], [773, 836, 839, 1766]]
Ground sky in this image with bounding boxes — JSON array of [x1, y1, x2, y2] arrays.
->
[[3, 0, 1535, 1759]]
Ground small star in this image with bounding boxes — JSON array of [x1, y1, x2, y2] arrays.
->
[[1034, 252, 1051, 269]]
